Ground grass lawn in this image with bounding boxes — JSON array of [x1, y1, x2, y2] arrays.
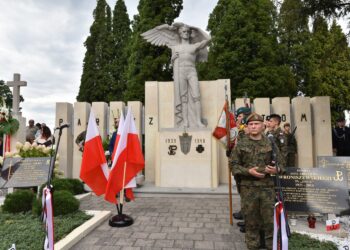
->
[[289, 232, 338, 250], [0, 210, 92, 250]]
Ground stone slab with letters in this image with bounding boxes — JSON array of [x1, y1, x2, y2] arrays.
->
[[317, 156, 350, 189], [158, 129, 213, 188], [1, 157, 51, 188], [280, 167, 349, 214]]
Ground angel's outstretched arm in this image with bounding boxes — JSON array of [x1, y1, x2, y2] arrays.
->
[[192, 27, 211, 50]]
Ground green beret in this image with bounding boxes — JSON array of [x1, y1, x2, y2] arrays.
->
[[247, 112, 264, 123], [236, 107, 251, 116]]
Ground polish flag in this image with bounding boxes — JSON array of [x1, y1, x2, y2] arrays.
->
[[213, 101, 238, 148], [105, 108, 144, 204], [80, 111, 109, 196], [42, 187, 54, 250], [111, 112, 125, 161], [273, 201, 288, 250]]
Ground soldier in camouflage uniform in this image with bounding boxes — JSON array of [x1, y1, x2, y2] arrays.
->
[[266, 114, 287, 166], [283, 123, 297, 167], [230, 113, 285, 250]]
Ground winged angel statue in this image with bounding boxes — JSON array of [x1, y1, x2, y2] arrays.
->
[[142, 23, 211, 128]]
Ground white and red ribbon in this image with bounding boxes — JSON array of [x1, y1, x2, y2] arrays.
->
[[273, 201, 288, 250], [42, 187, 54, 250], [3, 134, 11, 156]]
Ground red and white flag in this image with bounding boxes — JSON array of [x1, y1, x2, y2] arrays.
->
[[105, 108, 144, 204], [326, 218, 340, 231], [273, 201, 288, 250], [213, 101, 238, 148], [111, 112, 125, 161], [80, 111, 109, 196], [42, 187, 54, 250]]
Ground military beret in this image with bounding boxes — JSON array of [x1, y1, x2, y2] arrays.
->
[[236, 107, 251, 116], [336, 117, 345, 122], [246, 112, 264, 123]]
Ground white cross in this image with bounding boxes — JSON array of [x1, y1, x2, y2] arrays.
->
[[6, 73, 27, 115]]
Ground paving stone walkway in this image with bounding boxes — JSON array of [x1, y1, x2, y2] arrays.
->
[[72, 193, 247, 250]]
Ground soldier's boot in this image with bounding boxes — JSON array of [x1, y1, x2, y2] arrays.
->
[[239, 225, 246, 233], [237, 221, 245, 227], [233, 210, 243, 220]]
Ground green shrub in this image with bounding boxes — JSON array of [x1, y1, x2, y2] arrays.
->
[[2, 190, 35, 214], [31, 197, 42, 216], [289, 232, 337, 250], [53, 191, 79, 215], [39, 178, 85, 196]]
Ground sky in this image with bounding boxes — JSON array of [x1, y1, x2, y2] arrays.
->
[[0, 0, 349, 130]]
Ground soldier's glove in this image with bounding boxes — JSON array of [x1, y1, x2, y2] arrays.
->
[[226, 149, 231, 157]]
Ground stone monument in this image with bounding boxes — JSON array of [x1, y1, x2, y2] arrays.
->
[[6, 73, 26, 151]]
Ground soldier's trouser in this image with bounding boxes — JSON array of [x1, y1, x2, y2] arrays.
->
[[241, 185, 275, 250]]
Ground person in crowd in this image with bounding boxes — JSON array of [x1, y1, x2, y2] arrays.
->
[[35, 126, 53, 147], [25, 119, 38, 143], [75, 130, 86, 152], [108, 118, 120, 156], [283, 122, 297, 167], [332, 116, 350, 156], [35, 123, 46, 139], [266, 114, 287, 165], [230, 113, 285, 250]]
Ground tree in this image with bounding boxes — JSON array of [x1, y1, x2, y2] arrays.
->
[[124, 0, 183, 103], [77, 0, 114, 102], [307, 17, 350, 119], [201, 0, 296, 99], [278, 0, 313, 94], [302, 0, 350, 17], [108, 0, 131, 102]]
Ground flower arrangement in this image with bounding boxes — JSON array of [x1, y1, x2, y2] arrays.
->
[[0, 106, 19, 136], [1, 142, 63, 177]]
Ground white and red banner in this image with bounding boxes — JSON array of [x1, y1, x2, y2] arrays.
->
[[3, 134, 11, 156], [212, 101, 238, 148], [80, 111, 109, 196], [273, 201, 288, 250], [105, 108, 144, 204], [42, 187, 54, 250], [326, 218, 340, 231]]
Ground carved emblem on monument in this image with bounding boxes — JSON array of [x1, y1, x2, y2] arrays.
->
[[142, 23, 211, 128], [196, 144, 204, 153], [179, 132, 192, 155], [168, 145, 177, 155]]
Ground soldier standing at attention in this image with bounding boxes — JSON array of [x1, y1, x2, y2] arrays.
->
[[230, 113, 285, 250], [283, 123, 297, 167], [266, 114, 287, 166]]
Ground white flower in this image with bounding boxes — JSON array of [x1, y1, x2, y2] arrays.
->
[[55, 153, 59, 160], [23, 143, 30, 151], [15, 142, 23, 150], [13, 154, 21, 158], [5, 152, 13, 157], [0, 156, 3, 165], [32, 142, 38, 148], [43, 147, 51, 154]]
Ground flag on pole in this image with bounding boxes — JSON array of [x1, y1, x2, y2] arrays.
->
[[42, 187, 54, 250], [273, 201, 288, 250], [213, 101, 238, 148], [111, 112, 125, 161], [105, 108, 144, 204], [80, 111, 109, 196]]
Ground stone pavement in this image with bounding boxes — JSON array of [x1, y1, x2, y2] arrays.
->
[[72, 192, 247, 250]]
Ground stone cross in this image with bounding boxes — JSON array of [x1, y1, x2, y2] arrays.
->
[[6, 73, 27, 115]]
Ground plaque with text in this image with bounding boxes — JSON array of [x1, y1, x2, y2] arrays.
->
[[317, 156, 350, 188], [280, 167, 349, 214], [3, 157, 51, 188]]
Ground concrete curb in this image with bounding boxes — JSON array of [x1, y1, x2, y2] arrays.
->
[[54, 210, 111, 250]]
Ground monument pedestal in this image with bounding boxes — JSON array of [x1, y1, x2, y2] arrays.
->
[[157, 129, 215, 188]]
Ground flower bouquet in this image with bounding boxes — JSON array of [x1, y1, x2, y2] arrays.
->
[[0, 106, 19, 136]]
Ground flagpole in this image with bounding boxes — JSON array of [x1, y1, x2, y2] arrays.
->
[[225, 86, 233, 226], [119, 162, 127, 214]]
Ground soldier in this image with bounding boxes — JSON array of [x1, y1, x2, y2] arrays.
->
[[283, 123, 297, 167], [232, 107, 251, 231], [230, 113, 285, 250], [266, 114, 287, 165]]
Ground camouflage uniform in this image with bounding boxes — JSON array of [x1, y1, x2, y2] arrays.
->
[[266, 127, 287, 166], [284, 132, 297, 167], [230, 135, 285, 250]]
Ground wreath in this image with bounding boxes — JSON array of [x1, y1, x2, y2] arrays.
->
[[0, 107, 19, 136]]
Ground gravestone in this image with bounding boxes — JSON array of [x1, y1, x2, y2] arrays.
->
[[292, 96, 313, 167], [55, 102, 73, 178], [279, 167, 349, 214], [318, 156, 350, 188], [91, 102, 108, 141], [6, 73, 27, 151], [311, 97, 332, 163], [73, 102, 90, 179], [2, 157, 50, 188], [253, 98, 270, 121]]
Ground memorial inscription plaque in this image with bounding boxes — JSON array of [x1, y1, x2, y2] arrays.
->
[[2, 157, 51, 188], [318, 156, 350, 188], [279, 167, 349, 214]]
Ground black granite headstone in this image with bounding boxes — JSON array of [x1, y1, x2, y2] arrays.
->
[[279, 167, 349, 214], [2, 157, 51, 188], [317, 156, 350, 188]]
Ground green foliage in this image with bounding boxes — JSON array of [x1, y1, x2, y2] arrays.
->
[[53, 190, 80, 216], [0, 80, 24, 109], [0, 116, 19, 136], [202, 0, 296, 100], [289, 232, 337, 249], [302, 0, 350, 17], [17, 143, 54, 158], [39, 178, 85, 197], [124, 0, 183, 103], [77, 0, 114, 102], [2, 190, 35, 214], [0, 211, 91, 250]]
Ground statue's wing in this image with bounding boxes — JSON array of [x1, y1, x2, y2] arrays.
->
[[141, 25, 180, 47]]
